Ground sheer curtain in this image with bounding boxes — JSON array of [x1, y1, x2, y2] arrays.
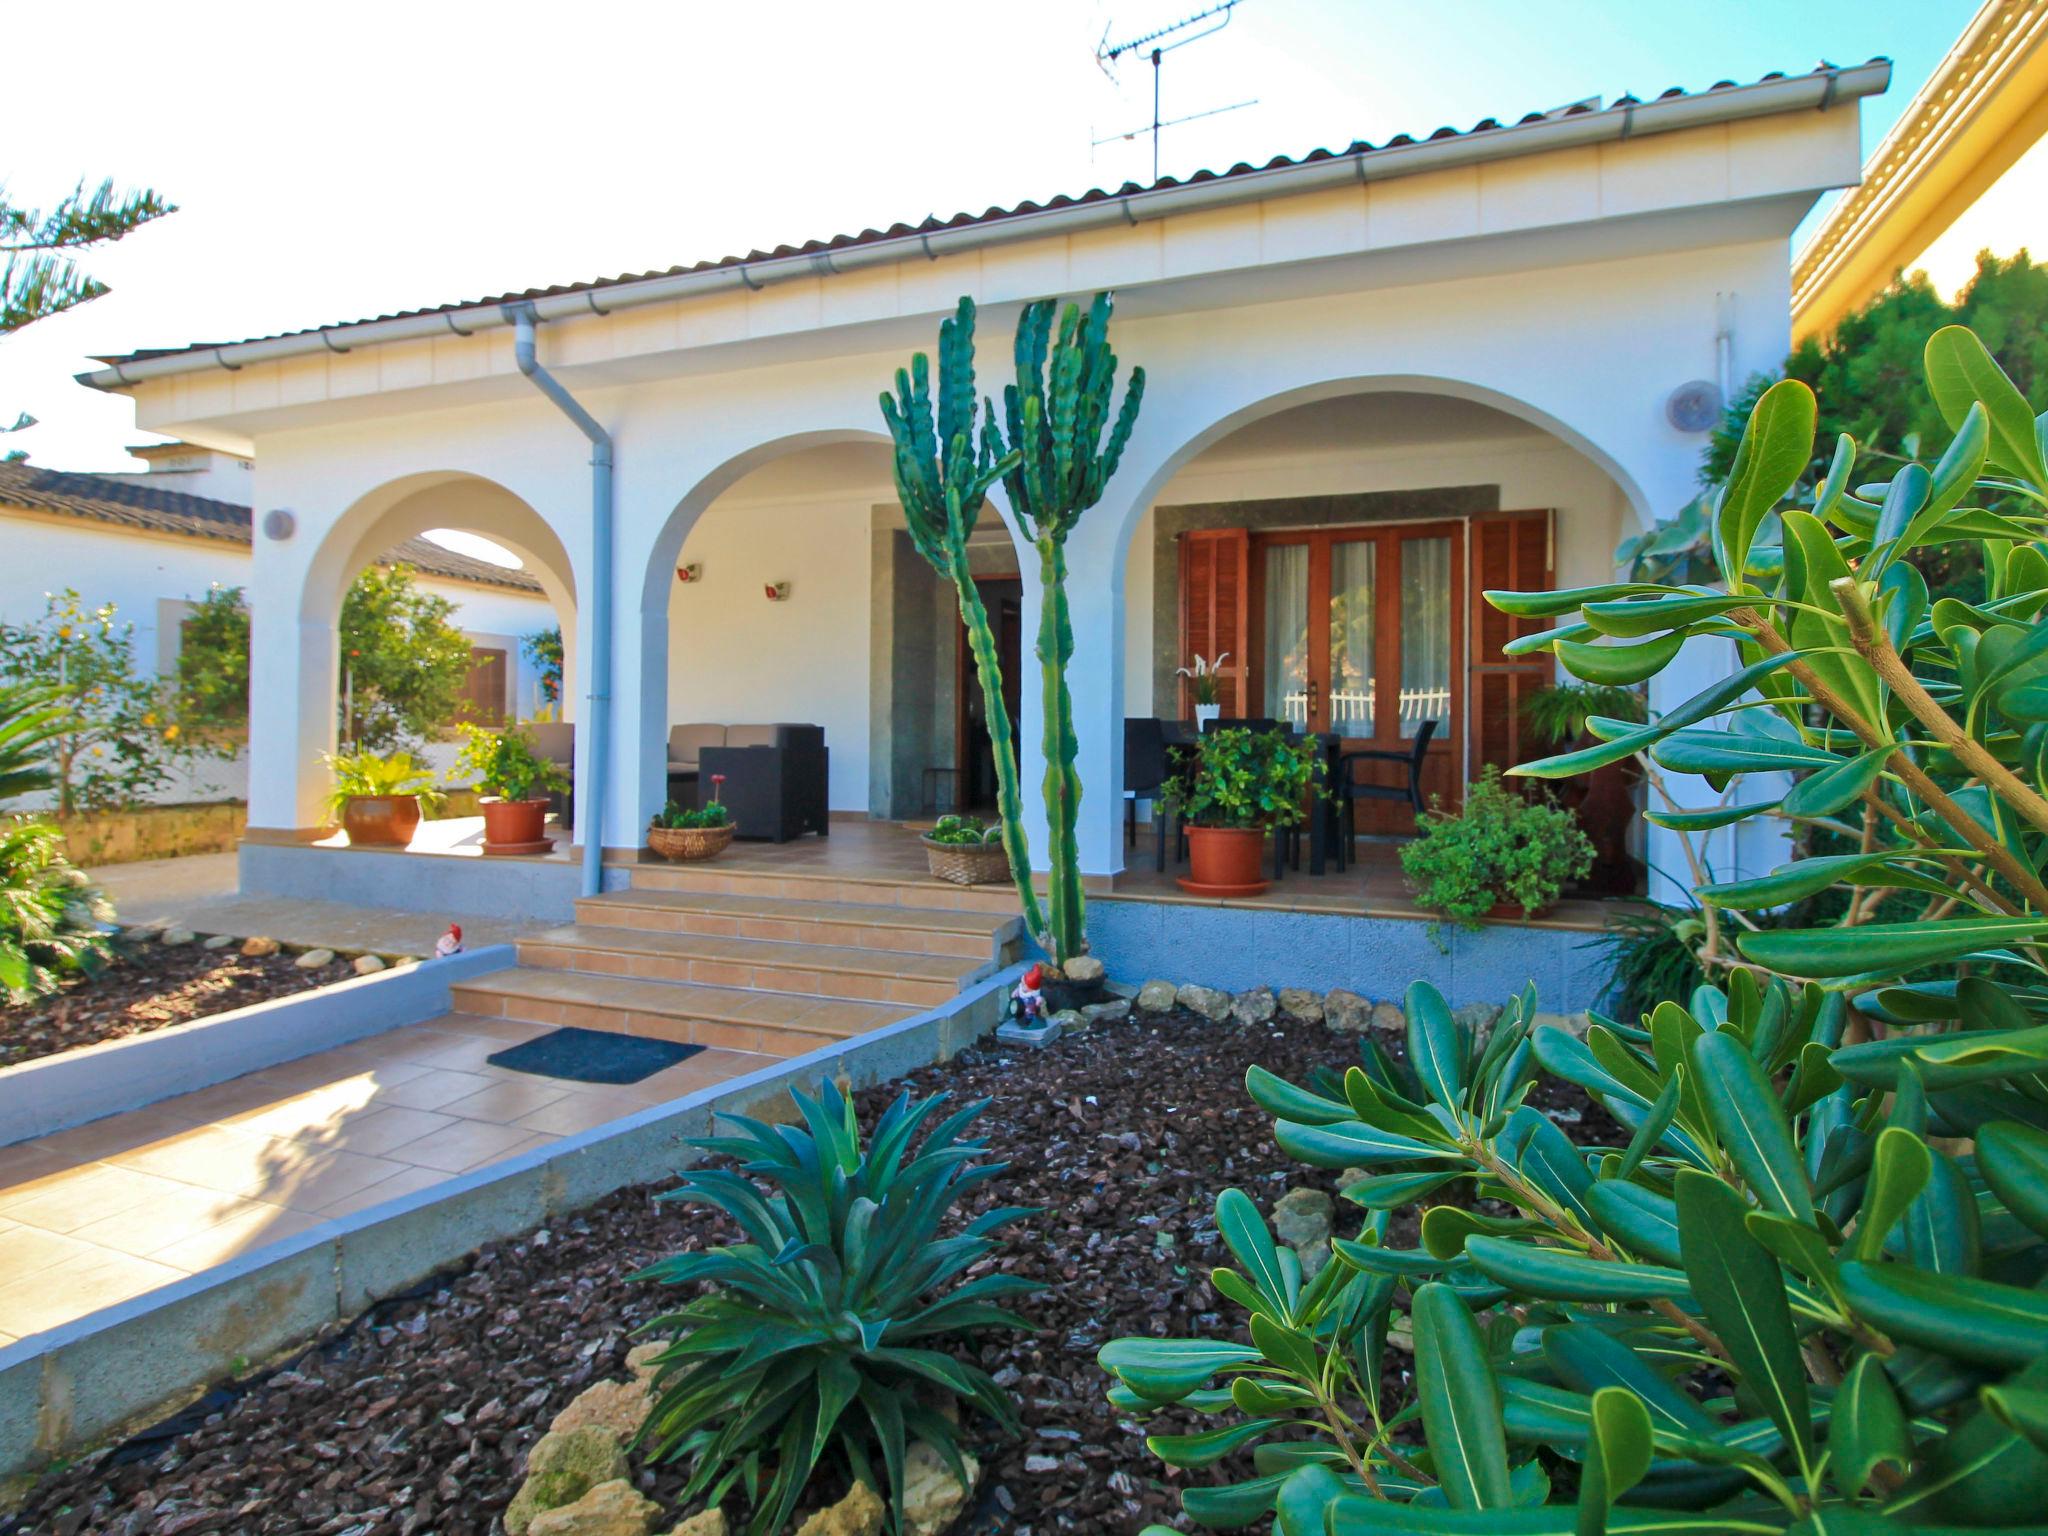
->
[[1328, 540, 1376, 736], [1399, 535, 1452, 738], [1263, 544, 1309, 726]]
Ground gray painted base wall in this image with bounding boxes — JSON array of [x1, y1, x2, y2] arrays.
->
[[239, 842, 625, 925], [1085, 896, 1609, 1014]]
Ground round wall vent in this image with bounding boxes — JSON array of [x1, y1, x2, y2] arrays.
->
[[261, 508, 296, 541], [1666, 380, 1723, 434]]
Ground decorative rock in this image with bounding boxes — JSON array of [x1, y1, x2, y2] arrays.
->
[[527, 1479, 661, 1536], [1231, 986, 1277, 1027], [1322, 989, 1370, 1033], [1272, 1187, 1334, 1252], [1453, 1002, 1501, 1051], [352, 953, 387, 976], [1081, 998, 1130, 1024], [626, 1341, 666, 1384], [549, 1376, 651, 1444], [902, 1440, 979, 1536], [794, 1480, 885, 1536], [1277, 988, 1323, 1023], [506, 1428, 630, 1536], [201, 933, 235, 949], [1049, 1008, 1086, 1033], [158, 927, 196, 946], [1369, 1000, 1406, 1033], [1295, 1237, 1333, 1281], [1061, 954, 1105, 985], [1176, 983, 1233, 1022], [665, 1514, 728, 1536], [293, 948, 336, 970], [240, 935, 281, 957], [1135, 979, 1178, 1014], [121, 923, 162, 942]]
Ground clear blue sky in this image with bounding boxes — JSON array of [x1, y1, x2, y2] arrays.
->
[[0, 0, 1977, 471]]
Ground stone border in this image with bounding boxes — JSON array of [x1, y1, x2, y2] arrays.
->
[[0, 963, 1020, 1478], [0, 946, 517, 1148], [239, 842, 624, 925]]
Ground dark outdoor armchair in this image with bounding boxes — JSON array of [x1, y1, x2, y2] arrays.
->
[[697, 723, 829, 842], [1330, 718, 1437, 872]]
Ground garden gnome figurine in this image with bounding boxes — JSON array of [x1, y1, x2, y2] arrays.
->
[[434, 923, 463, 959], [1012, 962, 1047, 1024]]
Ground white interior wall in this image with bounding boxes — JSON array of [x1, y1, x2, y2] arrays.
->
[[666, 494, 876, 811]]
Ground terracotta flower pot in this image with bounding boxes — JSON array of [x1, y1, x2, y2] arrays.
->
[[479, 796, 553, 855], [341, 794, 420, 847], [1179, 824, 1270, 897]]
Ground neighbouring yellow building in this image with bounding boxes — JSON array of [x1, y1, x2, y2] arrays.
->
[[1794, 0, 2048, 342]]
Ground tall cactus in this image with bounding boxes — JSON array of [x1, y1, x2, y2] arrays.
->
[[984, 293, 1147, 964], [879, 298, 1045, 949]]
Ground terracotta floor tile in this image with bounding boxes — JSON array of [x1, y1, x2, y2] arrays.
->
[[0, 1164, 192, 1233], [147, 1204, 325, 1272], [109, 1125, 290, 1197], [0, 1225, 102, 1285], [0, 1248, 183, 1338], [263, 1148, 414, 1213], [386, 1119, 537, 1174], [28, 1108, 202, 1167], [222, 1080, 384, 1140], [434, 1015, 554, 1044], [372, 1067, 500, 1111], [481, 1132, 558, 1167], [70, 1184, 276, 1257], [439, 1079, 572, 1124], [0, 1142, 67, 1194], [299, 1105, 457, 1158], [314, 1164, 450, 1220], [512, 1090, 652, 1136]]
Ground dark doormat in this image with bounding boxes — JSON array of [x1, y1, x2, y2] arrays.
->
[[487, 1026, 703, 1085]]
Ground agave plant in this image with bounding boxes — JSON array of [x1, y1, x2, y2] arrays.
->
[[634, 1082, 1035, 1535]]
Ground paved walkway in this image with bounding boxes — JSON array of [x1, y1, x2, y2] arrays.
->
[[90, 852, 531, 956], [0, 1014, 769, 1345]]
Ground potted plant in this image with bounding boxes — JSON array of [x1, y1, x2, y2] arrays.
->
[[1522, 679, 1647, 894], [1176, 651, 1228, 729], [648, 774, 734, 861], [920, 812, 1010, 886], [1399, 765, 1594, 937], [1160, 726, 1321, 897], [453, 722, 569, 854], [322, 749, 445, 846]]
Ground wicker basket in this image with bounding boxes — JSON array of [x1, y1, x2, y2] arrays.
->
[[922, 834, 1012, 886], [648, 823, 735, 861]]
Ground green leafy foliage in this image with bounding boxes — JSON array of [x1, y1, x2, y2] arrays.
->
[[173, 583, 251, 743], [320, 749, 445, 823], [338, 563, 474, 751], [452, 722, 568, 804], [652, 796, 731, 830], [1577, 904, 1708, 1019], [1520, 682, 1647, 748], [522, 626, 564, 706], [923, 813, 1003, 847], [1399, 767, 1594, 933], [0, 589, 188, 815], [0, 685, 112, 1003], [1102, 974, 2048, 1531], [1159, 726, 1323, 832], [634, 1083, 1033, 1535], [0, 178, 173, 337]]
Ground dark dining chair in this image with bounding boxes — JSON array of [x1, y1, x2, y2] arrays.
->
[[1331, 719, 1438, 873], [1124, 718, 1169, 849]]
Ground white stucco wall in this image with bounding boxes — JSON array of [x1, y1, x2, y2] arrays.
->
[[665, 495, 875, 812]]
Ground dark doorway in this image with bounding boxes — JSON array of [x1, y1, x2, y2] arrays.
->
[[956, 578, 1023, 814]]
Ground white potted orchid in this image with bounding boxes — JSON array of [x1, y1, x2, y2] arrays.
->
[[1177, 652, 1228, 729]]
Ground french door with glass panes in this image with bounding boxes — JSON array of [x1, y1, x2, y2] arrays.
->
[[1251, 522, 1464, 834]]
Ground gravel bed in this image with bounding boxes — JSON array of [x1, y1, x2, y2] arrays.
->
[[2, 1005, 1610, 1535]]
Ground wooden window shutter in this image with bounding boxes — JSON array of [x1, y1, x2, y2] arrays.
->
[[459, 646, 508, 726], [1468, 510, 1554, 776], [1178, 528, 1250, 714]]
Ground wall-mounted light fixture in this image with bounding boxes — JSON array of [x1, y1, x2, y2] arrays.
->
[[764, 581, 791, 602], [675, 562, 702, 584]]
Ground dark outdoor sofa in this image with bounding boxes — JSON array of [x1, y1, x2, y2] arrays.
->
[[670, 722, 829, 843]]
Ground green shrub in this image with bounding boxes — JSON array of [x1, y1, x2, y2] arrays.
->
[[0, 683, 111, 1002], [1106, 325, 2048, 1532], [320, 748, 445, 822], [923, 813, 1003, 847], [452, 722, 568, 804], [634, 1083, 1033, 1535], [652, 793, 730, 830], [1161, 725, 1323, 830], [1399, 766, 1593, 932]]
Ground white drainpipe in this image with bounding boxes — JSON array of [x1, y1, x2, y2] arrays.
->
[[507, 304, 612, 899]]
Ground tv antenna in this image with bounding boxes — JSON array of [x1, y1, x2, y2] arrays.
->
[[1094, 2, 1258, 183]]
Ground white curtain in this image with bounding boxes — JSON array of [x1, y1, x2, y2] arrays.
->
[[1263, 544, 1310, 725], [1328, 540, 1376, 736], [1399, 535, 1452, 738]]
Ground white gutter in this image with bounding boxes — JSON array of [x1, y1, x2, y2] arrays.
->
[[79, 61, 1889, 393]]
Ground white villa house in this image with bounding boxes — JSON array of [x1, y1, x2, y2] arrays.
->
[[79, 61, 1890, 911]]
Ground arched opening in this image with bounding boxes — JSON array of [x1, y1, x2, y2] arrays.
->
[[293, 472, 579, 849], [638, 432, 1000, 841], [1108, 381, 1642, 890]]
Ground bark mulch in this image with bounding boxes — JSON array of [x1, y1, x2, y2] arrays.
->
[[0, 941, 351, 1070], [1, 1005, 1611, 1536]]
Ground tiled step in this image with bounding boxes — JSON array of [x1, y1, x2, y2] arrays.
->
[[576, 889, 1019, 961], [518, 923, 983, 1008], [449, 966, 919, 1059], [627, 860, 1024, 915]]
